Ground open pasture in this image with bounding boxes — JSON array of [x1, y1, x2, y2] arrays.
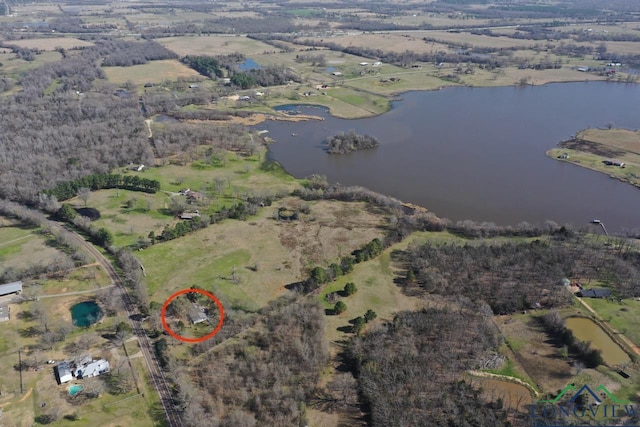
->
[[102, 59, 201, 85]]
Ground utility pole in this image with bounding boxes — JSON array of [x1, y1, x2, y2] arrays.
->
[[17, 350, 23, 394]]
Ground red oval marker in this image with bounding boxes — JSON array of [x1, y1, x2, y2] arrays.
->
[[160, 288, 224, 343]]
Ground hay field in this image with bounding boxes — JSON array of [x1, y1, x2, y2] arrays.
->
[[305, 32, 452, 54], [5, 37, 94, 51], [0, 224, 62, 275], [102, 59, 201, 85], [138, 198, 387, 310], [157, 35, 277, 57]]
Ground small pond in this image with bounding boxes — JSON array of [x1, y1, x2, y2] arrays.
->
[[468, 375, 534, 411], [565, 317, 630, 366], [70, 301, 103, 327], [237, 58, 261, 71], [68, 384, 83, 397]]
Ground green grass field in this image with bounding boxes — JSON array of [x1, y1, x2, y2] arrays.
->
[[586, 298, 640, 347], [0, 224, 63, 275], [102, 59, 202, 85]]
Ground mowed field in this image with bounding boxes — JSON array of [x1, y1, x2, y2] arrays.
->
[[0, 222, 62, 275], [157, 35, 277, 57], [300, 33, 453, 54], [138, 198, 388, 311], [580, 128, 640, 154], [102, 59, 201, 85], [4, 37, 94, 51]]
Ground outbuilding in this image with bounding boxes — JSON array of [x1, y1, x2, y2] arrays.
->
[[0, 281, 22, 297]]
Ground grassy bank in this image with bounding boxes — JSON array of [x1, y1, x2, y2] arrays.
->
[[547, 127, 640, 189]]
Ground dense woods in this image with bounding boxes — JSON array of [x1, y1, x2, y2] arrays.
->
[[169, 299, 327, 426], [325, 130, 380, 154], [0, 41, 156, 203], [348, 302, 511, 426], [401, 236, 640, 314]]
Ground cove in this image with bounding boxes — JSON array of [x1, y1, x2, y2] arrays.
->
[[261, 82, 640, 233]]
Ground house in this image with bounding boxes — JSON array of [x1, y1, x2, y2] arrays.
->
[[372, 61, 382, 67], [75, 359, 109, 379], [188, 84, 199, 89], [239, 95, 251, 101], [604, 159, 625, 167], [558, 153, 570, 159], [359, 62, 369, 66], [180, 211, 200, 220], [54, 362, 73, 384], [188, 304, 207, 325], [0, 281, 22, 297], [144, 83, 153, 88], [331, 71, 342, 76], [186, 191, 204, 201], [0, 304, 9, 322], [129, 163, 145, 172], [578, 288, 612, 298], [577, 67, 590, 72]]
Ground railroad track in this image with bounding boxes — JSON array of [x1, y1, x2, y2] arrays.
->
[[55, 223, 183, 427]]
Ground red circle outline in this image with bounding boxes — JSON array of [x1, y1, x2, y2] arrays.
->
[[160, 288, 225, 343]]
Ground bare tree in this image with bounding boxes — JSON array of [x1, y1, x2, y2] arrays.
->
[[77, 187, 91, 207]]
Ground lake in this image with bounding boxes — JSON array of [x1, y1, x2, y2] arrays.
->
[[260, 82, 640, 233]]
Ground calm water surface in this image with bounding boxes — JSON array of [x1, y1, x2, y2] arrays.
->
[[565, 317, 630, 366], [261, 82, 640, 232]]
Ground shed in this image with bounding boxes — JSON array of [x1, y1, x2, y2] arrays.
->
[[578, 288, 611, 298], [0, 281, 22, 297], [0, 304, 9, 322]]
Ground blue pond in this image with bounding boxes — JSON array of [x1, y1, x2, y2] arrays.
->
[[237, 58, 261, 71], [70, 301, 103, 327]]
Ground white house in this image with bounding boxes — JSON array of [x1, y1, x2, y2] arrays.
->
[[75, 359, 110, 379]]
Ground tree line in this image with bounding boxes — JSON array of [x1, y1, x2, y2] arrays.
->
[[45, 173, 160, 201]]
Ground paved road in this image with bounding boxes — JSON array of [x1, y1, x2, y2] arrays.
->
[[54, 223, 183, 427]]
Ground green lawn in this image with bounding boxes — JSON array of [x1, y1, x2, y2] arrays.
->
[[586, 298, 640, 347]]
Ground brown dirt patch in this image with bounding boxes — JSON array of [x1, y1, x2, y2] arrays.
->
[[559, 138, 625, 158], [496, 314, 574, 393]]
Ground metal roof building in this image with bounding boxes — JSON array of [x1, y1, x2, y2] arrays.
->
[[0, 281, 22, 297]]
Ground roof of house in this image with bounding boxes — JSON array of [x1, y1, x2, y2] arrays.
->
[[188, 304, 207, 324], [0, 304, 9, 321], [55, 362, 73, 384], [76, 359, 110, 378], [579, 288, 611, 298], [0, 281, 22, 296]]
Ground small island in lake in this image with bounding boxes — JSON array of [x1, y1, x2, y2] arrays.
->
[[325, 130, 380, 154]]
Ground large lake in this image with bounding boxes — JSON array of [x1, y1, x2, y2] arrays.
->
[[260, 82, 640, 233]]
